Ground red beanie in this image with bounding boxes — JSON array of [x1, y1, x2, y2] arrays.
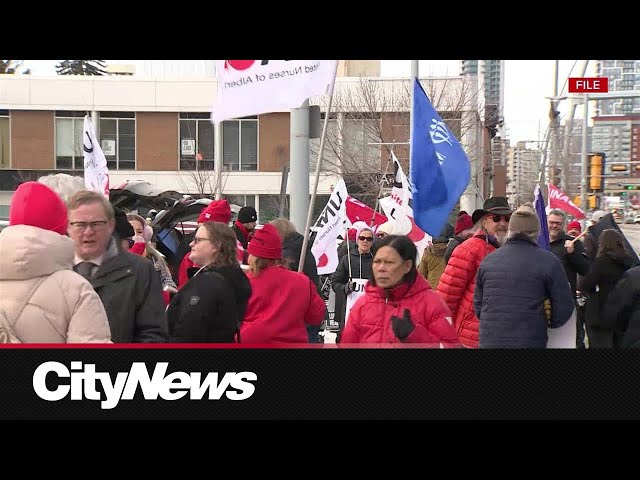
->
[[567, 220, 582, 234], [247, 224, 282, 259], [198, 199, 231, 224], [9, 181, 68, 235], [455, 213, 473, 235], [347, 228, 357, 241]]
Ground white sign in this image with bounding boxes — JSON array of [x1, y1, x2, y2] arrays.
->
[[212, 60, 338, 123], [344, 278, 368, 327], [101, 139, 116, 156], [181, 139, 195, 156], [547, 308, 577, 349]]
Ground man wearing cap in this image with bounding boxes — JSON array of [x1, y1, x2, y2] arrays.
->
[[547, 209, 591, 348], [436, 197, 512, 348], [233, 206, 258, 250], [474, 204, 575, 348], [444, 212, 475, 265]]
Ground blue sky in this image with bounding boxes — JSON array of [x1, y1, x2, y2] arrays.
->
[[22, 60, 588, 144]]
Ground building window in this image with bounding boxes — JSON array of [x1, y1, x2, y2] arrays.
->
[[341, 116, 381, 174], [223, 117, 258, 171], [179, 113, 214, 171], [259, 195, 288, 223], [0, 113, 9, 169], [100, 113, 136, 171], [55, 111, 85, 170]]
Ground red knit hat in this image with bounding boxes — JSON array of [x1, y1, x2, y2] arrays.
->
[[455, 213, 473, 235], [567, 220, 582, 234], [198, 199, 231, 224], [9, 181, 68, 235], [247, 223, 282, 259]]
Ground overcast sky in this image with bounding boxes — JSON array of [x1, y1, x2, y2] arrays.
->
[[22, 59, 590, 144]]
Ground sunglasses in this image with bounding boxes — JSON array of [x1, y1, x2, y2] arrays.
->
[[491, 214, 511, 223], [358, 236, 374, 242]]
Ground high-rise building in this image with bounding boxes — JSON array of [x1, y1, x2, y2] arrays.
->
[[506, 141, 540, 207], [595, 60, 640, 116]]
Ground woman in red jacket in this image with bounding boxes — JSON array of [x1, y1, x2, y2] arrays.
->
[[241, 224, 326, 344], [341, 235, 460, 347]]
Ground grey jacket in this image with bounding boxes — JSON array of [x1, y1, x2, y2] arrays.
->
[[85, 241, 168, 343]]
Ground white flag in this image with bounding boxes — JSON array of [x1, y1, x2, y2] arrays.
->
[[82, 116, 110, 198], [379, 152, 431, 261], [211, 60, 338, 123], [311, 178, 349, 275]]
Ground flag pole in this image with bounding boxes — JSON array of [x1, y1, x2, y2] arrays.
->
[[298, 61, 340, 273], [370, 141, 395, 227]]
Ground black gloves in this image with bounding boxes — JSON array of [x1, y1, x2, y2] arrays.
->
[[391, 309, 415, 341], [343, 282, 355, 295]]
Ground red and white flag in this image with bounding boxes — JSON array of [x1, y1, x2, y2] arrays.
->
[[211, 60, 338, 123], [548, 183, 585, 220], [378, 152, 431, 261], [345, 196, 387, 228]]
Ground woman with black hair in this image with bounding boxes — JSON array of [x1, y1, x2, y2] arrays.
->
[[341, 235, 460, 346]]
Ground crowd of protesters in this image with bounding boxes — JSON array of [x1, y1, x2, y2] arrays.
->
[[1, 173, 640, 348]]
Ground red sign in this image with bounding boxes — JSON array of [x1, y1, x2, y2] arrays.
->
[[568, 77, 608, 93]]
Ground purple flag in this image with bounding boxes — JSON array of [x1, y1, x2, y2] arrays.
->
[[534, 184, 550, 250]]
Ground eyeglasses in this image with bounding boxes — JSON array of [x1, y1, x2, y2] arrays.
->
[[69, 220, 108, 231], [358, 236, 374, 242], [193, 236, 212, 244], [491, 214, 511, 223], [376, 233, 387, 238]]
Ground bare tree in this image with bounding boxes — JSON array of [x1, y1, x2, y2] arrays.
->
[[310, 76, 481, 207], [0, 60, 31, 74], [177, 166, 229, 198]]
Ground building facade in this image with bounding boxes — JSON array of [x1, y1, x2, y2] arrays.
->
[[506, 141, 540, 208], [0, 72, 482, 219]]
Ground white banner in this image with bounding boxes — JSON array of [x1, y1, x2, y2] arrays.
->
[[311, 178, 349, 275], [83, 117, 110, 198], [211, 60, 338, 123], [379, 152, 431, 261], [345, 279, 368, 327]]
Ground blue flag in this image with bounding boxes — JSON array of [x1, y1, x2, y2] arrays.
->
[[534, 184, 550, 250], [410, 78, 470, 237]]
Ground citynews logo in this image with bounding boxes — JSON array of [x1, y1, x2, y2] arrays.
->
[[32, 361, 257, 410], [568, 77, 609, 93]]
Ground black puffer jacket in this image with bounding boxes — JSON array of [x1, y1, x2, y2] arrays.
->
[[166, 264, 252, 343], [602, 266, 640, 347]]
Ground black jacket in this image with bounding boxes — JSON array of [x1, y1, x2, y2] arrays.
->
[[89, 249, 168, 343], [281, 231, 319, 289], [166, 264, 252, 343], [330, 250, 374, 327], [602, 265, 640, 347], [579, 252, 636, 328], [549, 233, 591, 294], [444, 235, 466, 265]]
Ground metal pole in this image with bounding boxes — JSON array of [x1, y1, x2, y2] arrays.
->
[[298, 62, 339, 273], [290, 99, 310, 233], [409, 61, 419, 167], [214, 121, 223, 200], [580, 95, 590, 228]]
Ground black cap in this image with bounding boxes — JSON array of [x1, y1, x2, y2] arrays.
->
[[114, 207, 134, 239], [238, 206, 258, 224]]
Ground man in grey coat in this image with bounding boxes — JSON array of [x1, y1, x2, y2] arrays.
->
[[67, 190, 167, 343]]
